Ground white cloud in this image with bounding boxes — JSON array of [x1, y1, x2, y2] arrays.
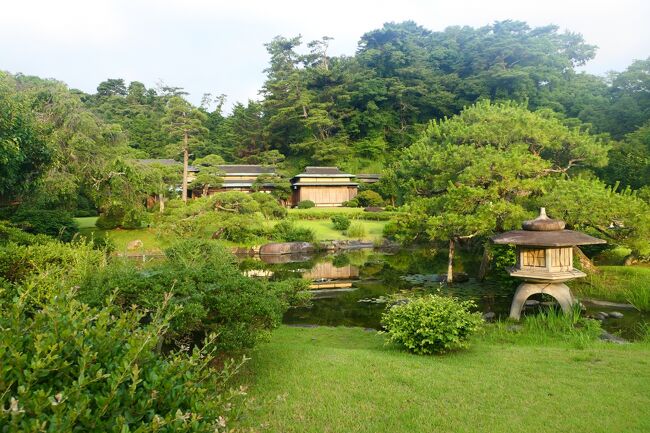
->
[[0, 0, 648, 109]]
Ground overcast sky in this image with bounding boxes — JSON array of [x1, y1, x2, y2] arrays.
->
[[1, 0, 648, 111]]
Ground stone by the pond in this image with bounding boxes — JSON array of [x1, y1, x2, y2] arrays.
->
[[600, 331, 628, 344], [609, 311, 624, 319], [594, 312, 608, 321], [126, 239, 143, 250], [540, 301, 556, 307], [482, 312, 496, 321], [524, 299, 540, 307], [259, 242, 315, 256]]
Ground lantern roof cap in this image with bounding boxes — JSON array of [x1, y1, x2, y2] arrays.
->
[[522, 208, 565, 231], [491, 208, 606, 247], [491, 230, 606, 247]]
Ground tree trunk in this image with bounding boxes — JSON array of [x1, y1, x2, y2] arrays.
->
[[158, 193, 165, 214], [182, 132, 189, 204], [573, 246, 599, 273], [203, 184, 209, 196], [478, 244, 492, 281], [447, 238, 455, 283]]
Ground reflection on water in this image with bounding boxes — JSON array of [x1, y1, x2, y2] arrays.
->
[[239, 248, 649, 339]]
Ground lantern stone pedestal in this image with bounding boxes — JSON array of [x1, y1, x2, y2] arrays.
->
[[491, 208, 605, 321], [509, 283, 574, 320]]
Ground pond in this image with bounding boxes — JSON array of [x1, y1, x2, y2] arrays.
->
[[239, 248, 649, 340]]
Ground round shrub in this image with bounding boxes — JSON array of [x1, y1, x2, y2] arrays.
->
[[342, 198, 359, 207], [356, 190, 384, 207], [297, 200, 315, 209], [331, 214, 351, 231], [271, 221, 315, 242], [381, 295, 483, 355]]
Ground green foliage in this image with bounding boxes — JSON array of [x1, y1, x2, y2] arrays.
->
[[0, 239, 106, 308], [342, 197, 359, 207], [10, 209, 79, 242], [251, 192, 287, 219], [270, 221, 315, 242], [331, 214, 351, 231], [80, 239, 303, 350], [297, 200, 315, 209], [355, 190, 384, 207], [0, 72, 51, 199], [346, 221, 367, 239], [381, 295, 483, 354], [0, 221, 52, 246], [0, 290, 245, 432]]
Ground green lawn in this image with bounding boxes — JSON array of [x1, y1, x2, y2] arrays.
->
[[292, 219, 387, 242], [238, 326, 650, 433], [573, 265, 650, 310], [75, 217, 166, 252]]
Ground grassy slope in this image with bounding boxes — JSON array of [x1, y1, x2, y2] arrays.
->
[[573, 265, 650, 310], [238, 326, 650, 433], [75, 215, 388, 250], [292, 219, 386, 241], [75, 217, 165, 252]]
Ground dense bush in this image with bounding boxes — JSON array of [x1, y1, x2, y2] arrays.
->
[[96, 207, 148, 230], [297, 200, 315, 209], [0, 291, 245, 432], [343, 191, 384, 208], [212, 191, 261, 214], [251, 192, 287, 219], [217, 214, 266, 243], [270, 221, 315, 242], [80, 239, 307, 350], [0, 239, 106, 307], [0, 221, 52, 245], [346, 221, 367, 238], [381, 295, 483, 355], [10, 208, 79, 242], [331, 214, 351, 231], [356, 190, 384, 207], [289, 209, 395, 221]]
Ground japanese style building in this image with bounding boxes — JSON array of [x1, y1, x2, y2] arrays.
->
[[290, 167, 358, 207], [194, 165, 277, 196]]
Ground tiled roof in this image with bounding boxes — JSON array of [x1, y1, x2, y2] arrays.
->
[[134, 159, 199, 172], [304, 166, 344, 175], [217, 165, 276, 175]]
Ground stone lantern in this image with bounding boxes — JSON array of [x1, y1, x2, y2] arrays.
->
[[491, 208, 605, 320]]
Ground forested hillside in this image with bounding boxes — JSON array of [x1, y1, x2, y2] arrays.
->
[[1, 20, 649, 219]]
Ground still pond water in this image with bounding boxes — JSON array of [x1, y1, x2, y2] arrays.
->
[[238, 248, 648, 340]]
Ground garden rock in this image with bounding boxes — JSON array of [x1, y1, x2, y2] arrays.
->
[[482, 312, 496, 321], [524, 299, 540, 307], [599, 331, 628, 344], [609, 311, 624, 319], [126, 239, 143, 250]]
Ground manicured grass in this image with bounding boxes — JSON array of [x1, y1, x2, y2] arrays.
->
[[74, 216, 99, 229], [292, 219, 386, 242], [238, 326, 650, 433], [75, 218, 166, 252], [573, 265, 650, 310]]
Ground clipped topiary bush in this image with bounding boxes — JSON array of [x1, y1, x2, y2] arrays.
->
[[356, 190, 384, 207], [381, 295, 483, 355], [331, 214, 351, 231], [297, 200, 315, 209]]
